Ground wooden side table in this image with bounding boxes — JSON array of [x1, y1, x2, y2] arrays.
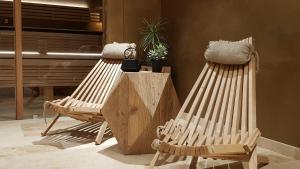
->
[[102, 71, 180, 154]]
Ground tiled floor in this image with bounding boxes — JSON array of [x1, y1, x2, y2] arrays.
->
[[0, 117, 299, 169], [0, 96, 55, 121]]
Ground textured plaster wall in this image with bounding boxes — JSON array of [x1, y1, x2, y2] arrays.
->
[[161, 0, 300, 147]]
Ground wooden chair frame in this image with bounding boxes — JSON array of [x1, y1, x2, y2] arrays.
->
[[149, 37, 267, 169], [41, 58, 122, 144]]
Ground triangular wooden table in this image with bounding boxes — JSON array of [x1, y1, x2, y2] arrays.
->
[[102, 71, 180, 154]]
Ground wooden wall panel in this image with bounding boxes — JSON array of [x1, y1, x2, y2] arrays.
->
[[0, 1, 101, 22], [0, 1, 102, 32], [104, 0, 124, 43], [0, 30, 102, 52], [104, 0, 161, 58], [0, 58, 96, 88]]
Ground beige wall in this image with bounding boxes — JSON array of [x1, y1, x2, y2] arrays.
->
[[104, 0, 300, 147], [162, 0, 300, 147]]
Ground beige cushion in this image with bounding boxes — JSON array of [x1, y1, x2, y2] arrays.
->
[[204, 39, 254, 65], [102, 42, 136, 59]]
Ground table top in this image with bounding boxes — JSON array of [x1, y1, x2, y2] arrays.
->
[[123, 66, 171, 73]]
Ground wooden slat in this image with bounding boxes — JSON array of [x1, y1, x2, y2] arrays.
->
[[70, 59, 104, 99], [200, 65, 224, 136], [0, 30, 102, 54], [214, 66, 233, 137], [249, 55, 257, 133], [93, 61, 120, 104], [222, 66, 238, 138], [73, 59, 110, 102], [80, 60, 116, 106], [96, 63, 122, 105], [53, 59, 123, 113], [205, 66, 229, 138], [230, 66, 244, 143], [83, 60, 115, 104], [0, 1, 102, 23], [241, 64, 249, 140]]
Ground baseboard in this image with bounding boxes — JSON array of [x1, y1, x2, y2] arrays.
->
[[258, 137, 300, 160]]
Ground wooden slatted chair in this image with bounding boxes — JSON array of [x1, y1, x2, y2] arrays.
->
[[41, 58, 122, 144], [150, 37, 265, 169]]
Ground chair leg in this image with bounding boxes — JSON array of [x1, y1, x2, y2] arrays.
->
[[243, 147, 258, 169], [95, 121, 108, 145], [257, 154, 269, 167], [189, 156, 198, 169], [41, 114, 61, 136], [149, 151, 161, 169]]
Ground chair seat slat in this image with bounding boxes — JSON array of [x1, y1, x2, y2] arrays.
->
[[80, 61, 113, 103], [77, 60, 114, 104], [215, 66, 234, 137], [248, 56, 257, 133], [70, 59, 103, 98], [90, 64, 117, 103], [95, 63, 122, 105], [241, 64, 249, 140], [200, 65, 225, 136], [231, 66, 244, 143], [206, 66, 229, 138], [66, 60, 108, 107]]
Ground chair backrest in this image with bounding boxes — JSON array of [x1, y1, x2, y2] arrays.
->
[[173, 38, 257, 144], [69, 58, 122, 105]]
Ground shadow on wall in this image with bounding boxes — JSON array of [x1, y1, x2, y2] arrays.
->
[[162, 0, 300, 147]]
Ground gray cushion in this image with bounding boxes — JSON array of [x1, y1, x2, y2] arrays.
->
[[204, 39, 254, 65], [102, 42, 136, 59]]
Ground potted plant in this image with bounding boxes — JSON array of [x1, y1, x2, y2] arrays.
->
[[147, 43, 167, 72], [140, 18, 168, 72]]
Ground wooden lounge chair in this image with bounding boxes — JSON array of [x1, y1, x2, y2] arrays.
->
[[41, 58, 122, 144], [150, 37, 264, 169]]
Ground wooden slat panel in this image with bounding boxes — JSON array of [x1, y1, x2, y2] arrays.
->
[[0, 30, 102, 53], [0, 1, 102, 23], [0, 58, 97, 88]]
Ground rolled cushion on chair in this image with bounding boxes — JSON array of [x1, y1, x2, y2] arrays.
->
[[204, 39, 254, 64], [102, 42, 136, 59]]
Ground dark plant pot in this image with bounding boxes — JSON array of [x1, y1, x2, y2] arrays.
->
[[151, 59, 163, 72]]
